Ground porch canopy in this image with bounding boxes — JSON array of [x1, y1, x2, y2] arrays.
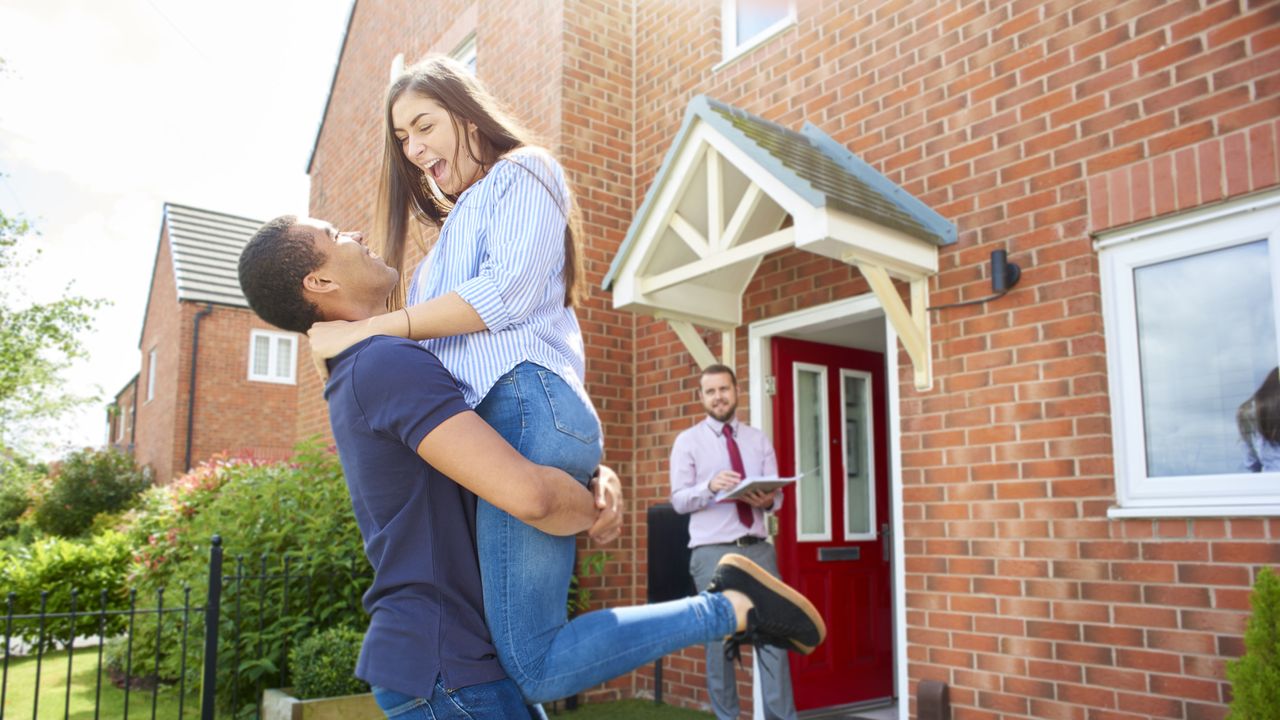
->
[[603, 97, 956, 390]]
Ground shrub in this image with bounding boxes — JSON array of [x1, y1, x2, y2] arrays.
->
[[0, 531, 132, 649], [1228, 567, 1280, 719], [0, 456, 41, 538], [34, 447, 150, 538], [567, 551, 610, 615], [288, 626, 368, 699], [112, 442, 366, 717]]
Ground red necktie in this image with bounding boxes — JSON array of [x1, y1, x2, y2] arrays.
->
[[723, 425, 755, 529]]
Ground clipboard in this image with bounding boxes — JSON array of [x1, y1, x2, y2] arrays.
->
[[714, 474, 799, 502]]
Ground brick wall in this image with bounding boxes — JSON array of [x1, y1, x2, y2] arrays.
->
[[134, 228, 181, 481], [628, 2, 1280, 719], [184, 306, 300, 468]]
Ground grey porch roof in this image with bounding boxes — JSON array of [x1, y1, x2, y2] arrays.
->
[[165, 203, 263, 307], [604, 96, 956, 290]]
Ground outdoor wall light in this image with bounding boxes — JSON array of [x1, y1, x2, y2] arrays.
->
[[927, 246, 1022, 311], [990, 248, 1021, 294]]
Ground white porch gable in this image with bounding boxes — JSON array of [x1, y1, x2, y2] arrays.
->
[[604, 97, 955, 390]]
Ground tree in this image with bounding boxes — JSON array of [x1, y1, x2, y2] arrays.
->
[[0, 206, 104, 451]]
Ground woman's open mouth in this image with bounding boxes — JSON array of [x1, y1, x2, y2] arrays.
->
[[425, 157, 447, 182]]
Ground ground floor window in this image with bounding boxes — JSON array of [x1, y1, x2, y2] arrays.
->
[[1100, 189, 1280, 516]]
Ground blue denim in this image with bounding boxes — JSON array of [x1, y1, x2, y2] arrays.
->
[[476, 362, 738, 704], [372, 678, 527, 719]]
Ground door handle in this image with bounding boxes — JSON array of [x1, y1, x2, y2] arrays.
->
[[881, 523, 890, 562]]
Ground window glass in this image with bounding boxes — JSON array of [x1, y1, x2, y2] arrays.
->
[[735, 0, 789, 46], [796, 366, 827, 537], [147, 349, 157, 401], [1135, 239, 1277, 476], [253, 335, 271, 377], [453, 34, 477, 74], [843, 372, 872, 536], [275, 337, 294, 378]]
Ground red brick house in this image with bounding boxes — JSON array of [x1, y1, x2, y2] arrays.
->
[[107, 203, 301, 480], [295, 2, 1280, 718]]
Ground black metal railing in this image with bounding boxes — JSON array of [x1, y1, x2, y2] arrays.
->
[[0, 536, 368, 720]]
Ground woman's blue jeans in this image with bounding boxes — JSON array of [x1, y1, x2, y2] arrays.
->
[[475, 362, 736, 704], [372, 679, 526, 719]]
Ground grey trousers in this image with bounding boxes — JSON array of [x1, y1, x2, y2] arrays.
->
[[690, 540, 798, 720]]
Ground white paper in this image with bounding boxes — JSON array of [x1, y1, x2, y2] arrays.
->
[[714, 474, 800, 502]]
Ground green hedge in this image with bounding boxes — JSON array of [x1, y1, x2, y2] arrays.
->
[[289, 626, 368, 699], [0, 531, 132, 649], [111, 442, 366, 718]]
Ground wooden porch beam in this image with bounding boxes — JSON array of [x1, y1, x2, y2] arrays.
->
[[639, 227, 795, 295], [707, 148, 722, 250], [721, 182, 763, 252], [667, 319, 717, 369], [669, 212, 711, 259], [858, 262, 933, 391]]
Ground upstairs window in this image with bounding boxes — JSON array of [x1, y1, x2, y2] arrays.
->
[[1100, 190, 1280, 517], [249, 330, 297, 385], [452, 33, 477, 74], [721, 0, 794, 64], [146, 348, 157, 403]]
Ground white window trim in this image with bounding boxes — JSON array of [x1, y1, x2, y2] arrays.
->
[[146, 348, 157, 403], [248, 329, 298, 385], [840, 368, 878, 541], [717, 0, 796, 71], [793, 361, 832, 542], [1100, 189, 1280, 518], [452, 33, 477, 73]]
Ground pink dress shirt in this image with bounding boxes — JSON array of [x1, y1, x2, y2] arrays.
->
[[670, 416, 783, 548]]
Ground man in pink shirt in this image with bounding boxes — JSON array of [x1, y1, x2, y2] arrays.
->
[[670, 364, 796, 720]]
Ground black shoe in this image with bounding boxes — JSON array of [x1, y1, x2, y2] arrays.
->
[[706, 553, 827, 660]]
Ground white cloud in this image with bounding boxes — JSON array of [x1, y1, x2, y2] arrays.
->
[[0, 0, 353, 457]]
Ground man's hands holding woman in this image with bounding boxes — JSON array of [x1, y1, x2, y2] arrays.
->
[[587, 465, 623, 545]]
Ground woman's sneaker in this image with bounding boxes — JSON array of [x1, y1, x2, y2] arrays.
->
[[706, 553, 827, 658]]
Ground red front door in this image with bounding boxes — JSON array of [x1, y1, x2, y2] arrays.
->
[[772, 337, 893, 710]]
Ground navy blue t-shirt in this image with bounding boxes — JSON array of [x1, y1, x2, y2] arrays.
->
[[324, 336, 505, 699]]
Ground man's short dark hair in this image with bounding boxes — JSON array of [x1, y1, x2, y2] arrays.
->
[[701, 363, 737, 386], [238, 215, 325, 334]]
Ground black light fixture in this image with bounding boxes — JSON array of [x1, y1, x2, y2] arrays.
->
[[927, 245, 1022, 311], [990, 248, 1021, 294]]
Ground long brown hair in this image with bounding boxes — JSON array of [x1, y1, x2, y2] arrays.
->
[[1239, 367, 1280, 448], [373, 55, 585, 311]]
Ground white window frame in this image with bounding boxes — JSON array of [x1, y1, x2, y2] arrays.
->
[[452, 33, 477, 74], [146, 348, 157, 403], [248, 330, 298, 385], [1100, 190, 1280, 518], [718, 0, 796, 70], [114, 408, 125, 442], [793, 361, 832, 541], [840, 368, 878, 541]]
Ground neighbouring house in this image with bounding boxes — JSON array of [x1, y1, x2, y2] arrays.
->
[[106, 203, 301, 481], [292, 2, 1280, 719]]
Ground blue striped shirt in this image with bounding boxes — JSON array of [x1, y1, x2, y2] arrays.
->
[[407, 149, 593, 414]]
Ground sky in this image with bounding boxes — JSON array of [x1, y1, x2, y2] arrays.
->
[[0, 0, 354, 457]]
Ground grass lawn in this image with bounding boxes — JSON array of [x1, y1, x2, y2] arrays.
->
[[1, 646, 198, 719], [553, 699, 713, 719]]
